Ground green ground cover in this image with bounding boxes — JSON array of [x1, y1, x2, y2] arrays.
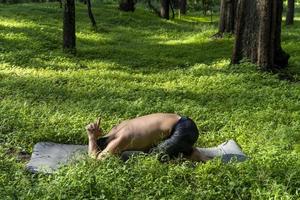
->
[[0, 2, 300, 199]]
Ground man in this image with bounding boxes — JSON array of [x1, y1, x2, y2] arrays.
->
[[86, 113, 209, 162]]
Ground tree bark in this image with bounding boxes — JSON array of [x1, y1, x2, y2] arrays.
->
[[286, 0, 295, 25], [179, 0, 187, 15], [232, 0, 289, 70], [63, 0, 76, 53], [86, 0, 96, 27], [161, 0, 170, 19], [218, 0, 237, 34]]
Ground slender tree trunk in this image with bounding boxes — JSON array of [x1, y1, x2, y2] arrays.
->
[[86, 0, 96, 27], [202, 0, 206, 15], [286, 0, 295, 25], [218, 0, 237, 34], [179, 0, 187, 15], [63, 0, 76, 53], [58, 0, 62, 8], [161, 0, 170, 19], [232, 0, 289, 70], [172, 0, 179, 9]]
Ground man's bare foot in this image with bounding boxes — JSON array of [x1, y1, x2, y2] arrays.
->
[[86, 118, 102, 139], [189, 147, 212, 162]]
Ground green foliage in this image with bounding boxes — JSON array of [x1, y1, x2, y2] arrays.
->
[[188, 0, 219, 13], [0, 2, 300, 199], [0, 0, 57, 4]]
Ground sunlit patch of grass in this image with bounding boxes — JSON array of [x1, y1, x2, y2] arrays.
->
[[179, 15, 219, 23], [77, 32, 110, 43], [0, 32, 29, 42], [157, 33, 212, 45], [0, 17, 37, 28]]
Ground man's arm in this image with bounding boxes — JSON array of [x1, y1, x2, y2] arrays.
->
[[96, 137, 127, 160], [86, 118, 103, 157]]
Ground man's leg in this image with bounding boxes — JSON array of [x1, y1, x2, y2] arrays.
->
[[188, 147, 211, 162]]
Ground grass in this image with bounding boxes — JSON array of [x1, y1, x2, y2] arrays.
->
[[1, 1, 300, 199]]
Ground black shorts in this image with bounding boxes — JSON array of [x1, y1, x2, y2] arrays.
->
[[154, 116, 199, 159]]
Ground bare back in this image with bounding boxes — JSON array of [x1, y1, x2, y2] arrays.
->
[[106, 113, 181, 151]]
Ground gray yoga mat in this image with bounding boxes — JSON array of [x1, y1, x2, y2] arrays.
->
[[26, 139, 247, 173]]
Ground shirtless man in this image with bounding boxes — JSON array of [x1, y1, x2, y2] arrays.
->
[[86, 113, 209, 162]]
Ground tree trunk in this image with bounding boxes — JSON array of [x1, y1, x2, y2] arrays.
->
[[232, 0, 289, 70], [202, 0, 209, 15], [63, 0, 76, 53], [161, 0, 170, 19], [179, 0, 187, 15], [86, 0, 96, 27], [119, 0, 135, 12], [218, 0, 237, 34], [286, 0, 295, 25]]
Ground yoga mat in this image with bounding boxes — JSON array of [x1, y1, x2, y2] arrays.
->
[[26, 139, 247, 173]]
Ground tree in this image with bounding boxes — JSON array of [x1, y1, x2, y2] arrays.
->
[[286, 0, 295, 25], [119, 0, 136, 12], [217, 0, 237, 35], [161, 0, 170, 19], [147, 0, 174, 19], [63, 0, 76, 53], [86, 0, 96, 27], [201, 0, 210, 15], [58, 0, 62, 8], [232, 0, 290, 70], [179, 0, 187, 15]]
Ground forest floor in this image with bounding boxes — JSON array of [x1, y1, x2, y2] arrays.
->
[[0, 2, 300, 199]]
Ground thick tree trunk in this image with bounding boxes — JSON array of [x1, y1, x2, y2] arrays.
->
[[119, 0, 135, 12], [179, 0, 187, 15], [86, 0, 96, 27], [218, 0, 237, 34], [161, 0, 170, 19], [286, 0, 295, 25], [232, 0, 289, 70], [63, 0, 76, 53]]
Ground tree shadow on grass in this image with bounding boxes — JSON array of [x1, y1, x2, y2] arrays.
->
[[76, 38, 233, 71], [0, 23, 61, 67], [1, 69, 299, 139], [0, 23, 232, 71], [1, 2, 300, 76], [0, 3, 232, 72]]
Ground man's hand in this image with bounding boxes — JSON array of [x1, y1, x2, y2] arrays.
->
[[86, 118, 102, 139]]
